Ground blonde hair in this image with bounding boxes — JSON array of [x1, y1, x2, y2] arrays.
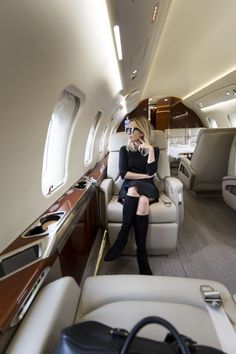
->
[[126, 116, 152, 153]]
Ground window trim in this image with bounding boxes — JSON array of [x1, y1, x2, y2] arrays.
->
[[42, 86, 81, 196], [84, 111, 103, 166], [207, 117, 218, 128]]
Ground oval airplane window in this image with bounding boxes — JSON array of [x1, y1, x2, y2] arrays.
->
[[42, 88, 80, 195], [84, 111, 103, 165], [227, 114, 236, 127], [99, 125, 108, 153], [207, 117, 218, 128]]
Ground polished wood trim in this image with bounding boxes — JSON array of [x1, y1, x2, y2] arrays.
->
[[0, 156, 108, 336], [59, 191, 99, 283], [0, 256, 56, 334], [0, 156, 108, 256], [0, 189, 87, 255]]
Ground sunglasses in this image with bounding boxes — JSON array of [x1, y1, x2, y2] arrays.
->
[[125, 127, 142, 135]]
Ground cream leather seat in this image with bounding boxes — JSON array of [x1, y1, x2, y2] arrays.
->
[[188, 127, 204, 147], [6, 275, 236, 354], [165, 128, 204, 159], [99, 130, 184, 255], [222, 133, 236, 210], [165, 128, 188, 160], [178, 128, 236, 192]]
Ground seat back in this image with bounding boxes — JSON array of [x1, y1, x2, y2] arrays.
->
[[165, 128, 187, 146], [151, 130, 170, 191], [188, 127, 205, 146], [165, 128, 204, 160], [222, 133, 236, 210], [227, 133, 236, 176], [107, 132, 127, 194], [190, 128, 236, 189], [107, 130, 170, 194]]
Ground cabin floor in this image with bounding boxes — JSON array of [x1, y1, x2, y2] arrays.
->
[[81, 187, 236, 295]]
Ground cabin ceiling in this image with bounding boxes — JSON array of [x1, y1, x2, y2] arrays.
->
[[107, 0, 236, 106]]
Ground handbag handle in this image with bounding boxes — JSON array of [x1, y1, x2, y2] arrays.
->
[[119, 316, 191, 354]]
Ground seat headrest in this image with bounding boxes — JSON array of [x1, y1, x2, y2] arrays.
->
[[196, 128, 236, 144], [108, 132, 127, 151], [108, 130, 167, 152], [151, 130, 167, 149]]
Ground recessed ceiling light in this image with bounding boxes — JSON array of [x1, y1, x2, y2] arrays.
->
[[113, 25, 123, 60], [152, 4, 158, 23]]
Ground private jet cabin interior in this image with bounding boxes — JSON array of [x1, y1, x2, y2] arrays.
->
[[1, 0, 236, 353]]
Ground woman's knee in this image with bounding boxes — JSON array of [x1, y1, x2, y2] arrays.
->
[[127, 186, 139, 197], [137, 195, 149, 215]]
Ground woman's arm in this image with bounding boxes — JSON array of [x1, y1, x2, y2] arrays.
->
[[138, 140, 159, 176], [146, 147, 159, 175], [147, 146, 155, 164], [123, 171, 154, 180], [119, 145, 154, 180]]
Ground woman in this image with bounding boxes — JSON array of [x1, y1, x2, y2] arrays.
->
[[104, 116, 159, 275]]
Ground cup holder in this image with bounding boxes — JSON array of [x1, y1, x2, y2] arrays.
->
[[40, 213, 62, 230], [25, 225, 47, 236], [22, 212, 65, 238], [74, 180, 87, 190]]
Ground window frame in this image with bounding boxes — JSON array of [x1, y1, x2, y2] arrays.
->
[[42, 86, 80, 196], [207, 117, 218, 128], [84, 111, 103, 166]]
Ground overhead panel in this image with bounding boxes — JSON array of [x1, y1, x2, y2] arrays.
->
[[107, 0, 171, 97]]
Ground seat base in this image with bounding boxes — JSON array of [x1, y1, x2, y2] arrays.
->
[[108, 223, 178, 255]]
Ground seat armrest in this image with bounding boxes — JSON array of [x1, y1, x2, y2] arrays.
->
[[179, 156, 191, 169], [165, 177, 183, 203], [223, 175, 236, 182], [222, 177, 236, 210], [178, 157, 196, 190], [100, 178, 113, 206], [99, 178, 113, 228], [165, 177, 184, 224], [222, 176, 236, 194]]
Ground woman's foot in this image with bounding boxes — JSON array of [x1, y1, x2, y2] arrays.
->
[[137, 254, 153, 275], [104, 239, 127, 261], [139, 263, 153, 275]]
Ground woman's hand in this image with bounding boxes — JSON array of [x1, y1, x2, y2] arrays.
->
[[138, 139, 154, 152], [137, 139, 155, 164]]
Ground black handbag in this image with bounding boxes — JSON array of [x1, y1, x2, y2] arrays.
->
[[54, 316, 226, 354]]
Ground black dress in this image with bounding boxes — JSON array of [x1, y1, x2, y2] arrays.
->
[[118, 145, 160, 204]]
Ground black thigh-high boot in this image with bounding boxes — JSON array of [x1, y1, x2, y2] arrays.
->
[[104, 196, 139, 261], [134, 215, 153, 275]]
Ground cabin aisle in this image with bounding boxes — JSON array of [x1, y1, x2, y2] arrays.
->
[[83, 189, 236, 295]]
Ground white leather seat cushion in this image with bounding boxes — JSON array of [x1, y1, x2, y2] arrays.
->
[[107, 195, 177, 223], [76, 275, 236, 351], [7, 275, 236, 354], [78, 301, 220, 349], [228, 134, 236, 176]]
